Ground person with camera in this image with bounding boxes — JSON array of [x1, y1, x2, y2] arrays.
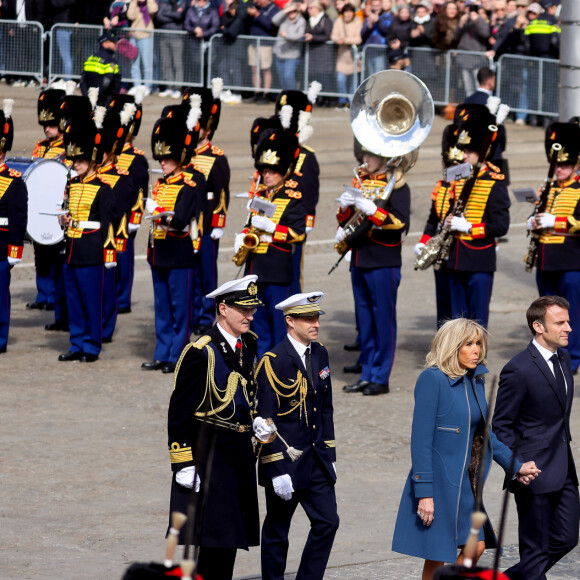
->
[[361, 0, 392, 76]]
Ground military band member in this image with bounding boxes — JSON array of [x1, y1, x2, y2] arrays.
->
[[141, 104, 204, 374], [273, 83, 321, 295], [338, 142, 411, 396], [444, 104, 510, 328], [108, 88, 149, 314], [29, 87, 70, 331], [0, 99, 28, 354], [234, 126, 306, 357], [167, 275, 262, 580], [253, 291, 338, 580], [529, 122, 580, 374], [183, 79, 231, 335], [414, 124, 464, 328], [58, 96, 117, 362]]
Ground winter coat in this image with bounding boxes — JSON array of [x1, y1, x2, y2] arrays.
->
[[272, 10, 306, 60], [392, 365, 521, 563], [155, 0, 187, 30], [184, 3, 220, 39], [331, 16, 362, 75], [127, 0, 158, 38], [454, 14, 490, 53]]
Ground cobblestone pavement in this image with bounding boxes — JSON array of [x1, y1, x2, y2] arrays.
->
[[1, 85, 579, 579]]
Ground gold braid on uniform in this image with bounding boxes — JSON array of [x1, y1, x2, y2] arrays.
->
[[255, 355, 309, 425], [194, 344, 249, 419]]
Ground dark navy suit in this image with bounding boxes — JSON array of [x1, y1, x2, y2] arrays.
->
[[256, 336, 338, 580], [493, 342, 579, 580]]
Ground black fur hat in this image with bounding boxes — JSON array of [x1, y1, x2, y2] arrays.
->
[[37, 89, 66, 130], [545, 122, 580, 165], [0, 99, 14, 154], [254, 127, 300, 178]]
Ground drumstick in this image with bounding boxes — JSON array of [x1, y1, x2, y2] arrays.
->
[[164, 511, 187, 567], [462, 511, 487, 568]]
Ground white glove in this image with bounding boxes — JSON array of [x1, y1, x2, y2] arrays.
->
[[414, 242, 426, 257], [344, 249, 352, 263], [252, 215, 276, 233], [355, 197, 378, 216], [234, 233, 245, 253], [210, 227, 224, 240], [7, 257, 21, 267], [145, 197, 159, 214], [272, 474, 294, 501], [538, 213, 556, 229], [450, 215, 472, 233], [253, 416, 275, 442], [105, 261, 117, 269], [339, 191, 355, 210], [305, 226, 313, 234], [128, 223, 140, 234], [527, 216, 535, 231], [335, 226, 347, 244], [176, 466, 201, 492]]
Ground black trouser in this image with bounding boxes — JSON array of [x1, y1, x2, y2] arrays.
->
[[197, 546, 237, 580]]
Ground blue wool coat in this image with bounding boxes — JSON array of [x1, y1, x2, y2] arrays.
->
[[392, 365, 522, 563]]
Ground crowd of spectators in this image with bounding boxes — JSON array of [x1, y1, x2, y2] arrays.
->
[[0, 0, 562, 113]]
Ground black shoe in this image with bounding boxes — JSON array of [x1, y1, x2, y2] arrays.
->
[[141, 360, 166, 370], [45, 303, 55, 311], [193, 324, 211, 335], [256, 94, 270, 105], [80, 353, 99, 362], [362, 382, 389, 396], [102, 337, 112, 344], [162, 362, 176, 374], [343, 379, 370, 393], [343, 341, 361, 352], [58, 351, 82, 361], [343, 362, 362, 374], [45, 320, 68, 331], [243, 93, 258, 103], [0, 347, 6, 354], [117, 307, 132, 314], [26, 301, 46, 310]]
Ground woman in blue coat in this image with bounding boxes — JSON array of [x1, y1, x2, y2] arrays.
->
[[392, 318, 540, 580]]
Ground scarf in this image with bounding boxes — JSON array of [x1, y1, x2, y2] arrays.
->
[[308, 11, 324, 29], [414, 14, 430, 25], [138, 0, 151, 26]]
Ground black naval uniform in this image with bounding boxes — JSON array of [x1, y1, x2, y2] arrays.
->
[[256, 336, 338, 580], [0, 163, 28, 352], [168, 324, 260, 579]]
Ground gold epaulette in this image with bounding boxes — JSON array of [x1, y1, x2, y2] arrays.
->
[[184, 177, 197, 188], [211, 145, 224, 156], [315, 340, 324, 347], [246, 330, 258, 339], [193, 335, 211, 349], [133, 147, 145, 155], [8, 169, 21, 178], [302, 144, 315, 153]]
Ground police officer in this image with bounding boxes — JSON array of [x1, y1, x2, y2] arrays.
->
[[414, 124, 464, 328], [234, 126, 306, 357], [337, 141, 411, 396], [183, 79, 230, 336], [108, 88, 149, 314], [528, 122, 580, 373], [29, 87, 70, 332], [273, 83, 321, 295], [141, 103, 204, 374], [253, 291, 338, 580], [0, 99, 28, 354], [445, 103, 510, 328], [167, 275, 262, 580], [58, 96, 117, 362]]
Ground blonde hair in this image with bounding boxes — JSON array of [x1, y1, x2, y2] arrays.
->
[[425, 318, 487, 379]]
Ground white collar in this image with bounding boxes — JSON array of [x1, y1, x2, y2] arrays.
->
[[532, 338, 557, 363], [478, 87, 492, 96], [287, 333, 311, 360], [217, 322, 240, 352]]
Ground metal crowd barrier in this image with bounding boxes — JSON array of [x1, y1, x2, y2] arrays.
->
[[207, 34, 359, 98], [48, 24, 204, 89], [0, 19, 44, 84]]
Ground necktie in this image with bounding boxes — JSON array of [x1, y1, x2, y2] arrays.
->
[[305, 347, 313, 384], [235, 338, 242, 362], [550, 353, 567, 399]]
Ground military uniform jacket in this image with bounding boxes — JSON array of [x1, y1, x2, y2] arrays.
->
[[0, 164, 28, 261], [537, 175, 580, 272], [244, 180, 306, 285], [421, 180, 454, 242], [64, 171, 115, 267], [147, 171, 203, 269], [294, 145, 320, 230], [447, 165, 510, 273], [188, 142, 230, 234], [32, 136, 67, 161], [116, 143, 149, 236], [167, 325, 260, 549], [256, 337, 336, 490], [337, 170, 410, 269]]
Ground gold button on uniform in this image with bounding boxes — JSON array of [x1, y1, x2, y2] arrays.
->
[[313, 407, 317, 412]]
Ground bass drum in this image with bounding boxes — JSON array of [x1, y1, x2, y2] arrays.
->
[[8, 157, 69, 245]]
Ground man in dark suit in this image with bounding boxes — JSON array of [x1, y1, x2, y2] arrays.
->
[[253, 291, 339, 580], [464, 66, 496, 106], [493, 295, 579, 580]]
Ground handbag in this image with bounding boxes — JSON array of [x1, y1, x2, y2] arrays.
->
[[117, 38, 139, 61]]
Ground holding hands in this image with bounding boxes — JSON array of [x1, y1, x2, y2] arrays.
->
[[516, 461, 541, 486]]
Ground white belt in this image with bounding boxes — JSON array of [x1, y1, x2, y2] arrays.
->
[[72, 220, 101, 229], [0, 217, 8, 226]]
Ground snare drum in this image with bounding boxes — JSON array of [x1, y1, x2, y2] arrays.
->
[[7, 157, 69, 246]]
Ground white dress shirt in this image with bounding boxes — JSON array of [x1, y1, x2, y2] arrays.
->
[[217, 322, 240, 352], [287, 333, 311, 372], [533, 338, 568, 393]]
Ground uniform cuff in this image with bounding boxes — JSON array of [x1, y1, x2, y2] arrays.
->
[[555, 216, 568, 232], [212, 213, 226, 228], [130, 211, 143, 225], [104, 248, 116, 264], [273, 225, 289, 242], [115, 238, 127, 252], [8, 245, 23, 259], [420, 234, 431, 245], [169, 442, 194, 469], [306, 214, 316, 228], [369, 207, 388, 226], [337, 207, 351, 222], [470, 223, 486, 239]]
